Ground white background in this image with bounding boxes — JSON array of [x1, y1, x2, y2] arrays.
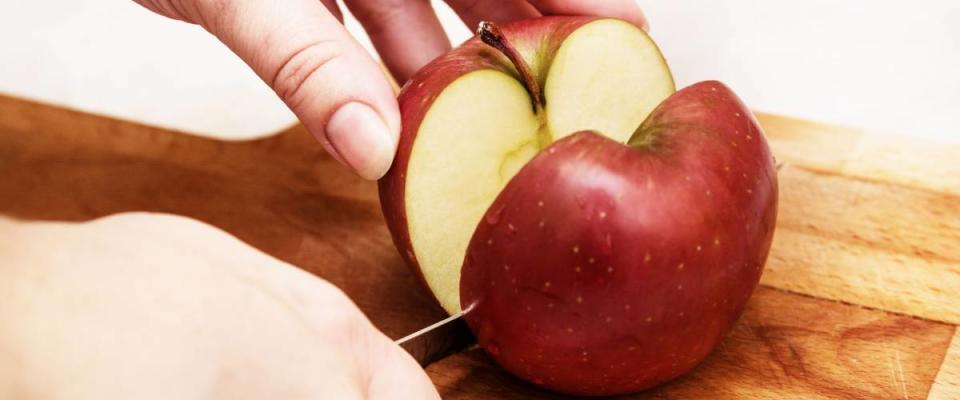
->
[[1, 1, 957, 142]]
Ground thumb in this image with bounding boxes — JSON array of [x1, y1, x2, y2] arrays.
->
[[141, 0, 401, 179], [363, 331, 442, 400]]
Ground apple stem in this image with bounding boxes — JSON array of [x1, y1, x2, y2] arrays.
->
[[477, 21, 545, 114]]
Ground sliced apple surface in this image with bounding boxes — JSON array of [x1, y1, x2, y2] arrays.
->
[[382, 18, 674, 315], [545, 19, 675, 142], [405, 70, 540, 313]]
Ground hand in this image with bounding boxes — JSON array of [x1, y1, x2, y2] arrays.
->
[[134, 0, 647, 180], [0, 214, 438, 399]]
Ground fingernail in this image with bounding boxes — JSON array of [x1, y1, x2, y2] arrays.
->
[[325, 102, 397, 180]]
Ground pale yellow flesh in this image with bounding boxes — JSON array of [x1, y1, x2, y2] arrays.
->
[[406, 71, 540, 313], [406, 20, 675, 315], [545, 20, 675, 142]]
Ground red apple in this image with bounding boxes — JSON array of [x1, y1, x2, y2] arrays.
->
[[380, 17, 674, 316], [380, 17, 777, 396], [459, 80, 778, 395]]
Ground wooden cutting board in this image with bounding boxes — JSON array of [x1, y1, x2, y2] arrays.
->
[[0, 94, 957, 399]]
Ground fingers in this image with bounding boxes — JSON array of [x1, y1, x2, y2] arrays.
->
[[364, 333, 442, 400], [444, 0, 540, 30], [260, 261, 441, 399], [142, 0, 400, 180], [319, 0, 344, 22], [526, 0, 649, 30], [345, 0, 451, 84]]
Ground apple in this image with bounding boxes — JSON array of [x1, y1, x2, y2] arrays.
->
[[460, 80, 778, 395], [380, 16, 675, 316], [380, 17, 777, 396]]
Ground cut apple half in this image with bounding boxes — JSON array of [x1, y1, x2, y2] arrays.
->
[[386, 18, 675, 315]]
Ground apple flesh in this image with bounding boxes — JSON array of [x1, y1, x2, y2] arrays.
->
[[380, 17, 674, 315], [460, 81, 778, 395]]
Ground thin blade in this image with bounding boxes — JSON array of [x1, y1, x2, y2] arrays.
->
[[395, 303, 475, 346]]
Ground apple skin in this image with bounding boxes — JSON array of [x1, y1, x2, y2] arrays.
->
[[460, 81, 778, 395], [379, 16, 605, 310]]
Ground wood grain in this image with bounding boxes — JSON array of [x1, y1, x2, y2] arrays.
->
[[2, 96, 958, 398], [758, 114, 960, 196], [763, 165, 960, 324], [428, 287, 955, 399], [929, 328, 960, 400]]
